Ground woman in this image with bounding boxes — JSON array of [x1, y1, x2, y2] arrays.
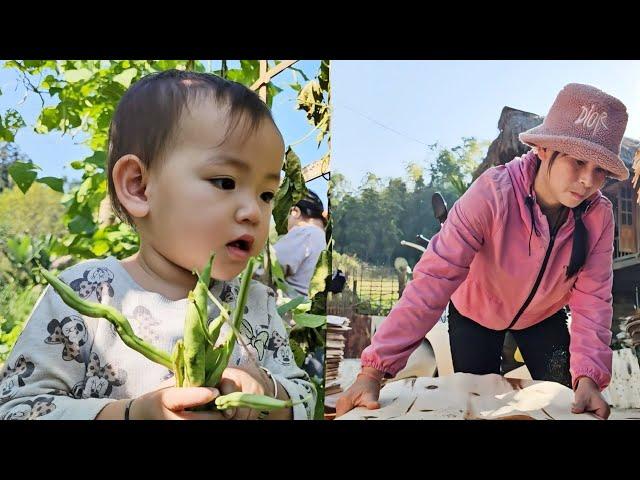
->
[[337, 83, 630, 420]]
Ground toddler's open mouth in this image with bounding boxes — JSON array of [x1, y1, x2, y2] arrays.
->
[[225, 235, 254, 261]]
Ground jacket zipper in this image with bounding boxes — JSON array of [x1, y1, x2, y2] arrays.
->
[[507, 194, 599, 329], [507, 232, 557, 329]]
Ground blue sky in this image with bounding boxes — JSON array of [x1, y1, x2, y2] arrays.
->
[[0, 60, 328, 206], [331, 60, 640, 190]]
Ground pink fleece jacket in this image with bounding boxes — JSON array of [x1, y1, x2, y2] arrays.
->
[[361, 150, 615, 390]]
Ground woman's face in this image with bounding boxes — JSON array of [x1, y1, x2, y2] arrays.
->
[[537, 148, 608, 208]]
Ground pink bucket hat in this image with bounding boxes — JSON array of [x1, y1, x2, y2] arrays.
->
[[519, 83, 629, 181]]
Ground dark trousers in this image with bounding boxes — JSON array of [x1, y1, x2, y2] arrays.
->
[[447, 302, 572, 388]]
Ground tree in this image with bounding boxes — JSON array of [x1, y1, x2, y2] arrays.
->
[[334, 137, 486, 266], [0, 182, 65, 238], [0, 142, 30, 192], [428, 137, 489, 195], [328, 172, 351, 207]]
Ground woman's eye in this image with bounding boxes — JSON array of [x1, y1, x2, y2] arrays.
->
[[210, 178, 236, 190], [261, 192, 275, 203], [576, 159, 586, 167]]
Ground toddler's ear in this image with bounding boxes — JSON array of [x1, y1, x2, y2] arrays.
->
[[112, 154, 150, 219]]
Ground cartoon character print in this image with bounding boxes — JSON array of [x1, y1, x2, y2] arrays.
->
[[46, 389, 76, 399], [2, 396, 56, 420], [291, 379, 315, 419], [220, 283, 238, 304], [0, 355, 35, 404], [220, 283, 249, 315], [72, 352, 127, 399], [130, 305, 161, 345], [69, 266, 115, 302], [267, 331, 294, 366], [239, 319, 270, 362], [44, 315, 88, 362]]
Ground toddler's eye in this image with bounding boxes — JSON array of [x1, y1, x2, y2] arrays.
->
[[261, 192, 275, 203], [210, 178, 236, 190]]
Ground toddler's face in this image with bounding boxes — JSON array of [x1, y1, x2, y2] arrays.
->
[[144, 98, 284, 280]]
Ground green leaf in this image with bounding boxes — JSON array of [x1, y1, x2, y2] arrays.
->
[[0, 109, 26, 141], [113, 68, 138, 88], [90, 240, 110, 256], [36, 177, 64, 193], [290, 339, 307, 368], [272, 177, 290, 234], [36, 106, 61, 133], [68, 214, 96, 234], [226, 60, 260, 87], [272, 147, 308, 235], [97, 110, 112, 129], [297, 80, 324, 122], [291, 313, 326, 329], [39, 74, 57, 91], [318, 60, 329, 93], [277, 296, 308, 317], [0, 125, 13, 142], [266, 83, 282, 107], [3, 109, 25, 129], [154, 60, 180, 71], [239, 60, 260, 81], [266, 244, 289, 292], [8, 162, 39, 194], [76, 178, 93, 202], [64, 68, 93, 83], [84, 151, 107, 169], [6, 235, 32, 263], [288, 66, 310, 82], [24, 60, 46, 68], [308, 249, 329, 299]]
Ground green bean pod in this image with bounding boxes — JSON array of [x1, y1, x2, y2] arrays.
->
[[204, 259, 256, 387], [194, 253, 214, 345], [183, 291, 206, 387], [171, 340, 185, 387], [231, 258, 256, 332], [214, 392, 312, 411], [206, 312, 226, 346], [40, 266, 172, 369], [204, 345, 223, 381]]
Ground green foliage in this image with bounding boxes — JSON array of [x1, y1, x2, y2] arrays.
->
[[273, 147, 308, 235], [0, 182, 66, 238], [0, 109, 25, 142], [428, 137, 489, 194], [334, 137, 486, 266], [0, 284, 43, 362], [1, 143, 31, 191]]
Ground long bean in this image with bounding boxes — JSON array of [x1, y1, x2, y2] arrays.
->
[[204, 258, 256, 387], [40, 267, 172, 369], [183, 291, 206, 387], [215, 392, 311, 411]]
